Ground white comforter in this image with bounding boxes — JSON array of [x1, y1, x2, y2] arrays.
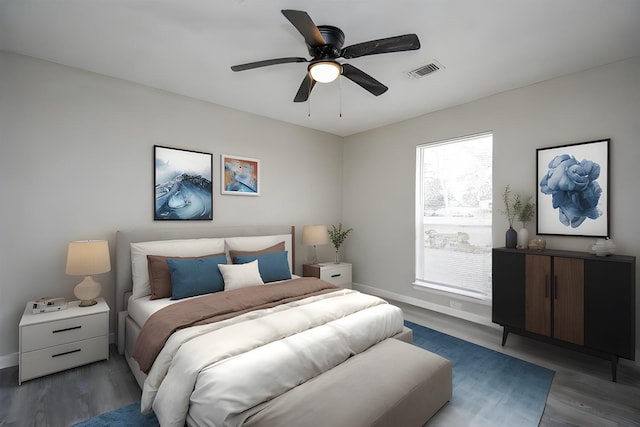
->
[[140, 289, 403, 427]]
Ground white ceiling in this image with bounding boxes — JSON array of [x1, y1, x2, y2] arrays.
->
[[2, 0, 639, 136]]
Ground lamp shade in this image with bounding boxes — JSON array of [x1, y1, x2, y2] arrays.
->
[[66, 240, 110, 307], [66, 240, 111, 276], [309, 62, 341, 83], [301, 225, 330, 246]]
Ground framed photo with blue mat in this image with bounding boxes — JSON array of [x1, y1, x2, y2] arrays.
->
[[536, 139, 609, 237]]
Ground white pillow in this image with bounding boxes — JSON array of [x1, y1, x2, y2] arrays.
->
[[130, 238, 225, 299], [219, 260, 264, 291]]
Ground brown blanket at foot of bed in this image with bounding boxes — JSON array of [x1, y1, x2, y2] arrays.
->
[[133, 277, 339, 373]]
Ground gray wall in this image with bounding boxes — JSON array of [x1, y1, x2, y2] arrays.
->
[[342, 56, 640, 361], [0, 52, 343, 364], [2, 51, 639, 366]]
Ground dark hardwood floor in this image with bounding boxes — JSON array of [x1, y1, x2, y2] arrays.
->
[[401, 303, 640, 427], [1, 307, 639, 427], [0, 346, 140, 427]]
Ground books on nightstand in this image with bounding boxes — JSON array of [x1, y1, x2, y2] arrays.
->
[[32, 297, 67, 314]]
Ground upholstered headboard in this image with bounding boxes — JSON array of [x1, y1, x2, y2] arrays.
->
[[115, 225, 295, 315]]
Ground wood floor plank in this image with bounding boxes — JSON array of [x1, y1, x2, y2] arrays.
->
[[0, 345, 140, 427]]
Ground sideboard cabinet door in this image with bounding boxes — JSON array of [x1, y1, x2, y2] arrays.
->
[[553, 257, 584, 346], [524, 254, 551, 337], [584, 259, 635, 360], [492, 250, 524, 330]]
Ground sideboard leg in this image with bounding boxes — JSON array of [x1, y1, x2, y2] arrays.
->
[[501, 327, 509, 346], [611, 355, 618, 382]]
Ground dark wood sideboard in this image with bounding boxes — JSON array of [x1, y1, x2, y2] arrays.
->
[[492, 247, 636, 381]]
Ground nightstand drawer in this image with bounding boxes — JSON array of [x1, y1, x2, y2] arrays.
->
[[304, 262, 353, 289], [21, 312, 108, 352], [320, 266, 352, 287], [20, 335, 108, 382]]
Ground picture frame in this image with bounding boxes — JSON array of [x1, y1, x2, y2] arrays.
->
[[154, 145, 213, 220], [536, 139, 609, 237], [221, 154, 260, 196]]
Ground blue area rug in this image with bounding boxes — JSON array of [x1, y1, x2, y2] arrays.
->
[[71, 401, 158, 426], [73, 321, 554, 427], [407, 320, 555, 427]]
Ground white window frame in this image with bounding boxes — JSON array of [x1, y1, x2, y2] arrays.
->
[[414, 132, 493, 301]]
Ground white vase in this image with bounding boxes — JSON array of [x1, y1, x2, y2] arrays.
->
[[517, 228, 529, 248]]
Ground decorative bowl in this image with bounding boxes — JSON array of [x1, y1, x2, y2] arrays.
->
[[528, 239, 546, 250]]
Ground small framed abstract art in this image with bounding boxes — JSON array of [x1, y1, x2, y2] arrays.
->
[[536, 139, 609, 237], [154, 145, 213, 220], [221, 154, 260, 196]]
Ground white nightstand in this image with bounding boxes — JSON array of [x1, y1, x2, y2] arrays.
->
[[303, 262, 352, 289], [18, 297, 110, 384]]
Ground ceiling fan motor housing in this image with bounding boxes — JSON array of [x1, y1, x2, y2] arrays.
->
[[309, 25, 345, 58]]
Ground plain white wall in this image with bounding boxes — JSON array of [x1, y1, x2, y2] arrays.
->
[[2, 51, 639, 365], [343, 57, 640, 359], [0, 52, 343, 362]]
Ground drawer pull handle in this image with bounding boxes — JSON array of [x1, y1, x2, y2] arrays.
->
[[52, 326, 81, 334], [51, 349, 81, 358], [331, 274, 342, 278]]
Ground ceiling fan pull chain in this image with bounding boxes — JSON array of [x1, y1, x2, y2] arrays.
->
[[339, 77, 343, 118], [307, 76, 313, 117]]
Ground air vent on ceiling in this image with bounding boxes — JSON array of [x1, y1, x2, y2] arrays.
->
[[407, 60, 444, 79]]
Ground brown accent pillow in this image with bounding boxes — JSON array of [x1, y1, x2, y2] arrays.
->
[[229, 241, 286, 263], [147, 253, 225, 300]]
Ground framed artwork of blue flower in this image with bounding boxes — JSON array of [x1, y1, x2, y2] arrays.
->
[[536, 139, 609, 237]]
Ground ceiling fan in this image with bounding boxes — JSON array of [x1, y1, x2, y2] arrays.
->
[[230, 9, 420, 102]]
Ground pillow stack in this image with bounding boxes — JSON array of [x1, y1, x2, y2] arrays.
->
[[143, 240, 292, 299], [223, 241, 292, 290]]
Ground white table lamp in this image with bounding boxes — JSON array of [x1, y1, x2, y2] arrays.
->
[[301, 225, 329, 265], [66, 240, 111, 307]]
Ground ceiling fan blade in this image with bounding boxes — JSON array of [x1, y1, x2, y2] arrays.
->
[[341, 63, 388, 96], [231, 57, 307, 72], [341, 34, 420, 59], [293, 73, 316, 102], [281, 9, 326, 47]]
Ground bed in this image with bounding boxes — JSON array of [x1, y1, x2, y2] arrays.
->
[[115, 225, 451, 426]]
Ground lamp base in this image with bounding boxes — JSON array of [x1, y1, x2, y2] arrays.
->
[[310, 245, 318, 265], [78, 299, 98, 307], [74, 275, 101, 308]]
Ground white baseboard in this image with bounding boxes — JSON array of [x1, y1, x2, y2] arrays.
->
[[353, 282, 499, 329], [354, 283, 640, 368], [0, 352, 18, 369]]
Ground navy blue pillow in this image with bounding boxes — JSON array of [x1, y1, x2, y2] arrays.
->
[[166, 254, 227, 300], [233, 251, 292, 283]]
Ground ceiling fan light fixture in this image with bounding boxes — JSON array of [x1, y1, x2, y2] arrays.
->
[[309, 61, 341, 83]]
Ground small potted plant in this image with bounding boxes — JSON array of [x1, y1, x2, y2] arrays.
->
[[501, 185, 518, 248], [516, 197, 535, 248], [328, 223, 352, 264], [502, 185, 536, 249]]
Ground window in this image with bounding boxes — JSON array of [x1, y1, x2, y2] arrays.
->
[[415, 133, 493, 300]]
